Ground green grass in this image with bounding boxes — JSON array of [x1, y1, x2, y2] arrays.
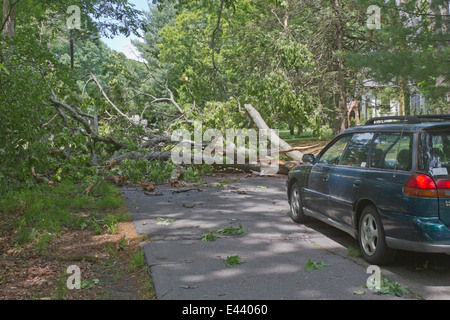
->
[[278, 128, 334, 142], [130, 250, 146, 272], [0, 179, 127, 245]]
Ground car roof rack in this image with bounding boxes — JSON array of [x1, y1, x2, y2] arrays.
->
[[365, 114, 450, 125]]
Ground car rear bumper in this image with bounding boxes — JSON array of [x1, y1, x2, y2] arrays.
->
[[383, 215, 450, 254], [386, 237, 450, 254]]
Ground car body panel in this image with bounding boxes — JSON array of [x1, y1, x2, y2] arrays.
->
[[286, 120, 450, 255], [303, 164, 332, 219], [439, 197, 450, 228], [328, 166, 366, 229]]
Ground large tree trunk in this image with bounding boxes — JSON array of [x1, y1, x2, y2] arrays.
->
[[432, 1, 450, 104], [243, 104, 304, 161], [108, 104, 304, 175], [2, 0, 17, 38], [332, 0, 347, 132]]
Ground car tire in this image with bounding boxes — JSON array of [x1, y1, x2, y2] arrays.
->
[[289, 183, 309, 223], [358, 205, 396, 265]]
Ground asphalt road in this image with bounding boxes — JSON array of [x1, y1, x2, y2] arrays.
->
[[121, 173, 450, 300]]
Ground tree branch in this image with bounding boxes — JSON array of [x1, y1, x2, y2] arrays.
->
[[49, 92, 126, 149], [140, 63, 194, 123], [211, 0, 225, 76], [243, 104, 304, 160], [88, 72, 135, 124]]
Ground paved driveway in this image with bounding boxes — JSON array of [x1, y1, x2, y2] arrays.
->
[[121, 173, 450, 300]]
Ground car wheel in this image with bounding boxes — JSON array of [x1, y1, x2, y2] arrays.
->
[[289, 183, 308, 223], [358, 205, 396, 265]]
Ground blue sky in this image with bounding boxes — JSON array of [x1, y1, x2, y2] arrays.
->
[[101, 0, 150, 61]]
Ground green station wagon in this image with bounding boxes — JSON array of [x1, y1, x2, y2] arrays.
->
[[287, 115, 450, 265]]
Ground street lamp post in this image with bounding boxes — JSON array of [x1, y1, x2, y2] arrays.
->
[[70, 29, 74, 69], [69, 33, 101, 69]]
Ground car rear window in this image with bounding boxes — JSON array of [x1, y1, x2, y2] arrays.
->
[[419, 130, 450, 177], [370, 133, 412, 171]]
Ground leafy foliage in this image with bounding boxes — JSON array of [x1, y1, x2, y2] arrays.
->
[[1, 0, 447, 196], [370, 277, 410, 297], [201, 228, 219, 242], [217, 224, 248, 236], [0, 179, 126, 243], [223, 255, 245, 268], [345, 0, 449, 112], [156, 217, 177, 225], [0, 0, 148, 193], [304, 259, 331, 270]]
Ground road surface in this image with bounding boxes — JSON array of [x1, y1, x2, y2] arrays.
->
[[122, 173, 450, 300]]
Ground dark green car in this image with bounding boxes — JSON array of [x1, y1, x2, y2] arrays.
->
[[287, 115, 450, 265]]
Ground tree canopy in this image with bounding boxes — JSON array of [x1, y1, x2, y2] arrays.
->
[[0, 0, 448, 193]]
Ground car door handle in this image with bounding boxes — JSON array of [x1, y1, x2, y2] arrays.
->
[[322, 175, 329, 181], [353, 180, 361, 187]]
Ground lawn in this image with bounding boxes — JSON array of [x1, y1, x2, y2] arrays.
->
[[0, 180, 154, 300]]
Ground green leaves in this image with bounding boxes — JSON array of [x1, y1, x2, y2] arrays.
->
[[82, 0, 148, 38], [201, 228, 219, 242], [345, 0, 449, 108], [156, 217, 177, 225], [0, 0, 152, 192], [371, 278, 410, 297], [0, 63, 9, 75], [223, 255, 245, 268], [304, 259, 330, 271], [217, 224, 248, 236], [202, 224, 248, 241], [81, 278, 100, 290]]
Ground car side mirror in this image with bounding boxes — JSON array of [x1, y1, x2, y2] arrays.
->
[[302, 153, 315, 164]]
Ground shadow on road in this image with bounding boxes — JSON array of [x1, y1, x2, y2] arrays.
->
[[122, 172, 450, 300]]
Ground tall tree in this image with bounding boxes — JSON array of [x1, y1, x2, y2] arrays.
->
[[1, 0, 17, 38], [0, 0, 147, 190], [345, 0, 450, 114]]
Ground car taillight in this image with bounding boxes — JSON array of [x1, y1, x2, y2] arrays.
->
[[403, 173, 438, 198], [437, 180, 450, 198]]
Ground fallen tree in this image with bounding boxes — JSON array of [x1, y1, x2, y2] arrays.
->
[[103, 106, 306, 176], [243, 104, 304, 162], [44, 66, 310, 183]]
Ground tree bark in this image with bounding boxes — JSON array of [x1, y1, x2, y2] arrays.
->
[[332, 0, 347, 132], [243, 104, 303, 161], [1, 0, 17, 38], [31, 167, 54, 186], [213, 162, 290, 175], [49, 95, 126, 150], [138, 135, 173, 149], [108, 151, 172, 163]]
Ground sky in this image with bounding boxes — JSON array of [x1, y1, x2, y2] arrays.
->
[[101, 0, 150, 61]]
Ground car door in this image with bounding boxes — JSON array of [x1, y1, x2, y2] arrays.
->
[[365, 132, 414, 228], [303, 135, 352, 218], [328, 133, 375, 228]]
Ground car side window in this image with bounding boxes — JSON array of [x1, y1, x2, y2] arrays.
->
[[338, 133, 374, 167], [419, 131, 450, 176], [318, 135, 352, 165], [370, 133, 412, 171]]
